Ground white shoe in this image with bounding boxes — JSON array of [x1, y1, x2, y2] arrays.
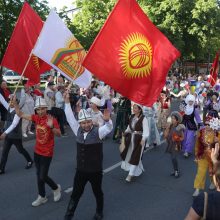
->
[[32, 195, 48, 207], [28, 131, 34, 135], [53, 184, 61, 202], [125, 175, 132, 182], [23, 133, 28, 138], [209, 183, 216, 190], [184, 152, 189, 158], [192, 189, 200, 197]]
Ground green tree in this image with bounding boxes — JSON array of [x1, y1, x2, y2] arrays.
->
[[71, 0, 116, 50], [71, 0, 220, 73], [0, 0, 50, 74], [140, 0, 220, 73]]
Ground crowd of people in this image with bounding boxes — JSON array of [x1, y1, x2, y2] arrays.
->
[[0, 69, 220, 220]]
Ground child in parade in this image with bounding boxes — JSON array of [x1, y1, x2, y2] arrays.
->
[[192, 117, 220, 197], [63, 92, 113, 220], [120, 103, 149, 182], [164, 111, 185, 178], [13, 96, 62, 207], [181, 94, 203, 158]]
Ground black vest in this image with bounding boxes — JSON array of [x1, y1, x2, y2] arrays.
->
[[76, 126, 103, 172], [182, 108, 197, 130], [4, 109, 22, 139]]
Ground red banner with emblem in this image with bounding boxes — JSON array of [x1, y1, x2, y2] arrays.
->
[[1, 2, 51, 85], [83, 0, 180, 106], [208, 52, 219, 87]]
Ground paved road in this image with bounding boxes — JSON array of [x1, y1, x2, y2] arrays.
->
[[0, 101, 212, 220]]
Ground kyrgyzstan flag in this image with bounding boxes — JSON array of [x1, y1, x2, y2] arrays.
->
[[1, 2, 51, 85], [208, 52, 219, 87], [83, 0, 181, 106]]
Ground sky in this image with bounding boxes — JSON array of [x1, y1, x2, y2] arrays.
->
[[46, 0, 75, 11]]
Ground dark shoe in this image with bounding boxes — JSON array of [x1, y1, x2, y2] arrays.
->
[[64, 215, 73, 220], [93, 213, 103, 220], [64, 199, 78, 219], [174, 170, 180, 178], [0, 169, 5, 175], [170, 172, 175, 176], [25, 161, 33, 169]]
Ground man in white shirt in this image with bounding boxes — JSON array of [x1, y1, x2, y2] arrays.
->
[[63, 92, 113, 220]]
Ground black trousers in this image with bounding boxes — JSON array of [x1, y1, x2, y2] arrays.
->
[[65, 170, 103, 218], [51, 107, 65, 135], [0, 137, 33, 171], [34, 153, 58, 197]]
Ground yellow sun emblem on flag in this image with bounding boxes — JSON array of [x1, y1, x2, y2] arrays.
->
[[119, 32, 153, 78]]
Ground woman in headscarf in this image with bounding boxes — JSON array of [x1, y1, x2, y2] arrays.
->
[[182, 94, 203, 158], [120, 103, 149, 182]]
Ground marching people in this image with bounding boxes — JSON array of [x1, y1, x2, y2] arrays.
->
[[13, 96, 62, 207], [44, 81, 55, 114], [63, 92, 113, 220], [53, 85, 67, 136], [0, 94, 33, 174], [204, 91, 220, 119], [181, 94, 203, 158], [164, 111, 185, 178], [185, 144, 220, 220], [120, 103, 149, 182], [87, 96, 104, 127], [157, 90, 171, 134], [19, 84, 35, 137], [192, 117, 220, 197], [112, 96, 131, 143], [143, 104, 161, 148], [0, 81, 11, 132]]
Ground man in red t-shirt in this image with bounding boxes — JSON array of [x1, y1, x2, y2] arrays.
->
[[14, 96, 62, 207]]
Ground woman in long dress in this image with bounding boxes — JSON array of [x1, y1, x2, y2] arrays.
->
[[120, 103, 149, 182]]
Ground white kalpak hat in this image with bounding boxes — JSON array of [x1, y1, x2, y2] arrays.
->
[[34, 97, 48, 109], [78, 109, 92, 122], [90, 97, 101, 107]]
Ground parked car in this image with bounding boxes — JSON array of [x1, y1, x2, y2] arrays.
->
[[2, 70, 26, 85]]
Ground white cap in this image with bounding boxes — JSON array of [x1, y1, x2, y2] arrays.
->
[[78, 109, 92, 122], [132, 102, 143, 110], [185, 94, 195, 104], [34, 97, 48, 109], [90, 97, 101, 107]]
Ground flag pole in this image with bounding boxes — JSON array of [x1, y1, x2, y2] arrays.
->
[[12, 50, 33, 96]]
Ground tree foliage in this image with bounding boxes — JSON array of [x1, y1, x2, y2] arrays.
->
[[70, 0, 220, 66], [0, 0, 50, 64]]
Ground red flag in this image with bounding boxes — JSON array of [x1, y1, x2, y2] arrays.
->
[[1, 2, 51, 85], [83, 0, 180, 106], [208, 52, 219, 87]]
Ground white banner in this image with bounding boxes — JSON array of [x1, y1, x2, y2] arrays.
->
[[33, 10, 92, 88]]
